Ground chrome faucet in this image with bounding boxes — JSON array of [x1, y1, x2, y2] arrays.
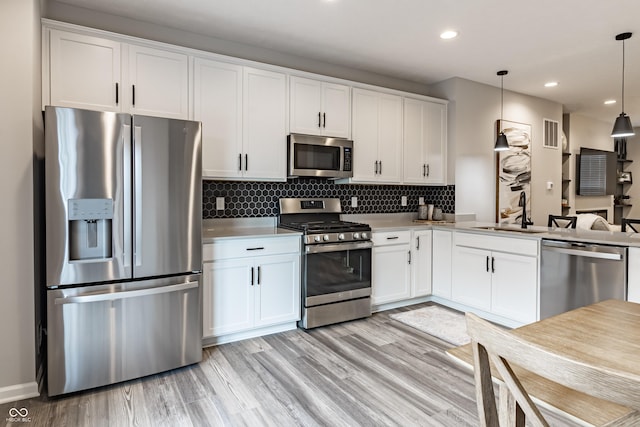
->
[[518, 191, 533, 229]]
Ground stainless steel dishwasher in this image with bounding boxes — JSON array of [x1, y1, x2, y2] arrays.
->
[[540, 240, 627, 319]]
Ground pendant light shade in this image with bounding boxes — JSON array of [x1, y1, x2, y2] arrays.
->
[[611, 32, 635, 138], [494, 70, 510, 151], [495, 132, 509, 151]]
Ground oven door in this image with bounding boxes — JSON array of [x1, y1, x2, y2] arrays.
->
[[303, 241, 372, 306]]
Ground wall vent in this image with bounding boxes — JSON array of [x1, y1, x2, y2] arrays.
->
[[543, 118, 559, 149]]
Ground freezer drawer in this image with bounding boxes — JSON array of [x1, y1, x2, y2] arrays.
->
[[47, 274, 202, 396]]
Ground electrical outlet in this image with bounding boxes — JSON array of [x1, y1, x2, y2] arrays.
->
[[351, 196, 358, 208], [419, 197, 425, 205], [216, 197, 225, 211], [401, 196, 408, 206]]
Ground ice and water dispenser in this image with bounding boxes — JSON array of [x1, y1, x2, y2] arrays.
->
[[68, 198, 113, 261]]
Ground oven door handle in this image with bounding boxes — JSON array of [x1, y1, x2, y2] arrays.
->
[[305, 241, 373, 254]]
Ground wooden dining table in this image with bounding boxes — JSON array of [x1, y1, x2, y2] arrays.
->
[[447, 299, 640, 426]]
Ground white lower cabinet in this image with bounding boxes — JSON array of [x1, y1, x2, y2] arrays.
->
[[372, 229, 431, 307], [372, 239, 411, 305], [451, 232, 539, 325], [202, 236, 300, 342], [432, 229, 452, 299], [411, 230, 432, 297]]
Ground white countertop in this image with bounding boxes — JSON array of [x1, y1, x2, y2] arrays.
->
[[201, 215, 640, 247], [202, 217, 301, 243]]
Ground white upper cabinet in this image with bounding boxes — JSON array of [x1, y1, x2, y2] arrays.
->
[[194, 61, 287, 181], [49, 30, 121, 112], [47, 29, 189, 119], [351, 88, 403, 183], [194, 58, 243, 179], [127, 45, 189, 119], [242, 67, 287, 181], [403, 98, 447, 185], [290, 76, 350, 138]]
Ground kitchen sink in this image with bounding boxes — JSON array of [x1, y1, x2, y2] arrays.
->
[[472, 226, 545, 234]]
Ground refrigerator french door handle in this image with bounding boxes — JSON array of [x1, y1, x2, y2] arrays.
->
[[134, 125, 143, 267], [54, 281, 199, 305], [122, 124, 132, 273]]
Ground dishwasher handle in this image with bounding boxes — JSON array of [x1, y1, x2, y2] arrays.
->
[[542, 242, 624, 261]]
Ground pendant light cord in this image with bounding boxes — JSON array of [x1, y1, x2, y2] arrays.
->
[[622, 38, 626, 113], [500, 74, 504, 124]]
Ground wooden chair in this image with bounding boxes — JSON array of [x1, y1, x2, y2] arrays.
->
[[622, 218, 640, 232], [465, 312, 640, 426], [547, 214, 577, 228]]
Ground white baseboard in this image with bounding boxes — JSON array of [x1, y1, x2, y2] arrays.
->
[[202, 322, 298, 347], [0, 382, 39, 405]]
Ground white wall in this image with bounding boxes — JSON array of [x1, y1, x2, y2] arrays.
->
[[568, 114, 616, 220], [0, 0, 41, 403], [430, 77, 563, 225]]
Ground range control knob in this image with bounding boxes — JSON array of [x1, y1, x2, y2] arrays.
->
[[338, 233, 345, 240], [314, 235, 321, 242], [323, 234, 330, 241], [353, 232, 360, 239], [361, 232, 368, 239]]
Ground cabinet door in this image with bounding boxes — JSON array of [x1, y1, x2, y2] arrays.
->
[[411, 230, 432, 297], [403, 98, 427, 184], [194, 58, 243, 179], [202, 259, 253, 337], [351, 88, 380, 182], [243, 67, 287, 181], [377, 93, 403, 183], [491, 252, 538, 324], [321, 82, 351, 138], [424, 101, 447, 184], [254, 254, 301, 327], [432, 230, 452, 298], [372, 244, 411, 305], [49, 30, 121, 112], [127, 44, 189, 119], [451, 246, 492, 310], [290, 76, 323, 136]]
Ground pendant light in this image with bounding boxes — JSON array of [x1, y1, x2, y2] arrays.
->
[[611, 32, 635, 138], [494, 70, 510, 151]]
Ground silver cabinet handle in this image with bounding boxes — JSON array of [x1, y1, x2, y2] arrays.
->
[[55, 281, 198, 305], [491, 256, 495, 273], [323, 112, 326, 128], [416, 236, 420, 250], [408, 250, 411, 264], [486, 256, 489, 272], [246, 247, 265, 251], [257, 266, 261, 285], [251, 267, 255, 286], [374, 161, 379, 174], [426, 164, 430, 177], [245, 154, 248, 171], [386, 236, 399, 240], [379, 161, 382, 175], [238, 153, 242, 171]]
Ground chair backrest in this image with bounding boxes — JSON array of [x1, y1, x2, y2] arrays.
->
[[622, 218, 640, 232], [547, 214, 577, 228], [465, 312, 640, 426]]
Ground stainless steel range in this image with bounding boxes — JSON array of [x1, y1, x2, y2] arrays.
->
[[279, 198, 372, 329]]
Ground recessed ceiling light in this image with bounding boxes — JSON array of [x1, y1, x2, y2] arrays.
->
[[604, 99, 617, 105], [544, 81, 558, 88], [440, 30, 458, 40]]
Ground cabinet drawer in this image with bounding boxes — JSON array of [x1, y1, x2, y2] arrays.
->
[[203, 236, 300, 261], [454, 231, 538, 256], [372, 230, 411, 246]]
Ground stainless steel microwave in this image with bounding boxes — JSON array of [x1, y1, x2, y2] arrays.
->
[[287, 133, 353, 179]]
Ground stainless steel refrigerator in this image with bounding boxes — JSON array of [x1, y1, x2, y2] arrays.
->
[[44, 106, 203, 396]]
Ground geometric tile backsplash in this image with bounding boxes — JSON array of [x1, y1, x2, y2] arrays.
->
[[203, 178, 455, 219]]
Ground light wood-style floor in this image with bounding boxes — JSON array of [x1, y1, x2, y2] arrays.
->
[[1, 303, 579, 426]]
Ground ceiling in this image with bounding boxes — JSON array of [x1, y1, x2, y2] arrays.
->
[[52, 0, 640, 127]]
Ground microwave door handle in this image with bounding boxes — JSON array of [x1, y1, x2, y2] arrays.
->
[[134, 125, 143, 267]]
